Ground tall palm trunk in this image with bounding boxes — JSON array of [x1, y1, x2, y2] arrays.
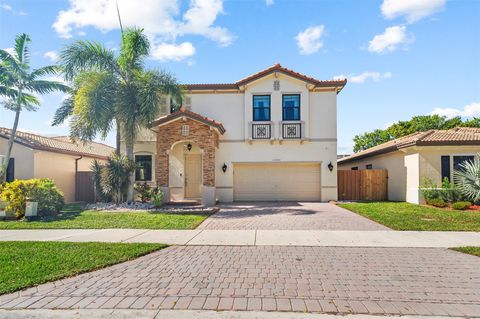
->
[[1, 98, 21, 183], [115, 120, 121, 155], [125, 141, 135, 202]]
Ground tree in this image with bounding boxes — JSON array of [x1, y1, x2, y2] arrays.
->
[[0, 34, 69, 182], [353, 114, 480, 152], [53, 28, 182, 202]]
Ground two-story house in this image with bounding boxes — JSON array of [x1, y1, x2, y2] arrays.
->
[[129, 64, 347, 205]]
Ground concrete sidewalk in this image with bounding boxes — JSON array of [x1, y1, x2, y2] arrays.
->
[[1, 229, 479, 247], [0, 309, 472, 319]]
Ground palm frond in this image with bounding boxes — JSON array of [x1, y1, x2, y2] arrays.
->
[[30, 65, 63, 79], [118, 28, 150, 73], [27, 80, 70, 95], [138, 69, 182, 119], [14, 33, 30, 65], [454, 155, 480, 203], [0, 50, 24, 76], [0, 85, 19, 100], [70, 71, 118, 140], [52, 94, 74, 126], [60, 40, 120, 81]]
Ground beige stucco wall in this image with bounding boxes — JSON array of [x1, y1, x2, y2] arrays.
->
[[337, 151, 407, 201], [417, 146, 480, 185], [0, 138, 35, 180], [33, 151, 100, 203]]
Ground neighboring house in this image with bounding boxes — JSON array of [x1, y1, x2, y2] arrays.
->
[[126, 64, 347, 205], [337, 127, 480, 204], [0, 128, 115, 202]]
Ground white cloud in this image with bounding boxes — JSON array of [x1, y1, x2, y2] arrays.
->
[[333, 71, 392, 84], [381, 0, 445, 23], [43, 51, 59, 62], [368, 25, 413, 53], [52, 0, 233, 61], [0, 3, 11, 11], [1, 3, 26, 15], [265, 0, 274, 6], [150, 42, 196, 62], [295, 25, 325, 55], [431, 102, 480, 119]]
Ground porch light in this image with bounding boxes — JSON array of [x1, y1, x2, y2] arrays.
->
[[222, 163, 228, 173], [328, 162, 334, 172], [187, 143, 192, 151]]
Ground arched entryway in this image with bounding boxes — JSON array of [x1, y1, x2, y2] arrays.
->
[[169, 141, 203, 200], [150, 109, 225, 206]]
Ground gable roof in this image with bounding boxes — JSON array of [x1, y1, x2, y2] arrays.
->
[[0, 128, 115, 159], [149, 108, 226, 134], [184, 64, 347, 92], [338, 127, 480, 164]]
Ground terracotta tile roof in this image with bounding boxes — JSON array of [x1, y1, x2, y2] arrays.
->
[[184, 63, 347, 92], [0, 128, 115, 159], [149, 108, 226, 134], [338, 127, 480, 164]]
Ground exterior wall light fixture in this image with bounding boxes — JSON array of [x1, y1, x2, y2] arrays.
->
[[222, 163, 228, 173], [187, 143, 192, 151], [328, 162, 334, 172]]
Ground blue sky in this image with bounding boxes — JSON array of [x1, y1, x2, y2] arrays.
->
[[1, 0, 479, 153]]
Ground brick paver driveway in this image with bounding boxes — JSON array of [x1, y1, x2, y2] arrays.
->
[[2, 246, 479, 316], [199, 202, 388, 230]]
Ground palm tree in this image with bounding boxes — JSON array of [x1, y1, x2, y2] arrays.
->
[[454, 154, 480, 203], [0, 33, 69, 183], [53, 28, 183, 202]]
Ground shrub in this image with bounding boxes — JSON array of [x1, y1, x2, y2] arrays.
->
[[0, 179, 64, 218], [134, 183, 151, 203], [454, 154, 480, 204], [150, 186, 164, 208], [420, 178, 463, 204], [91, 160, 111, 202], [452, 201, 472, 211], [426, 198, 447, 208], [29, 179, 64, 214], [91, 154, 135, 204]]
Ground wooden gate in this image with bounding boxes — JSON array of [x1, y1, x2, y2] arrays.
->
[[75, 171, 95, 203], [338, 169, 388, 201]]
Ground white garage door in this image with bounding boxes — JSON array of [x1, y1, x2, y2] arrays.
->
[[233, 163, 321, 201]]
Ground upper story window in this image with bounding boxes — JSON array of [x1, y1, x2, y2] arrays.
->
[[282, 94, 300, 121], [253, 95, 271, 121], [135, 155, 152, 181], [366, 164, 373, 170]]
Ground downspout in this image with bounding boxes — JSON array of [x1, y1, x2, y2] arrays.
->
[[74, 155, 83, 202]]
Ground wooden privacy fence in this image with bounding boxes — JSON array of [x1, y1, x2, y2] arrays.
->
[[75, 171, 95, 203], [338, 169, 388, 201]]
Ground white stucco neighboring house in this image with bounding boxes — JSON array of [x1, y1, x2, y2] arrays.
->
[[337, 127, 480, 204], [0, 128, 115, 202], [126, 64, 347, 205]]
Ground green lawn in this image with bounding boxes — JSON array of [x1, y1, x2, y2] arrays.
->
[[451, 247, 480, 257], [0, 203, 209, 229], [0, 241, 165, 294], [338, 202, 480, 231]]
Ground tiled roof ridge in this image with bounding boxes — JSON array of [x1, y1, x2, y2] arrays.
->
[[338, 126, 480, 164], [185, 63, 347, 90], [0, 127, 114, 158], [149, 108, 226, 134]]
